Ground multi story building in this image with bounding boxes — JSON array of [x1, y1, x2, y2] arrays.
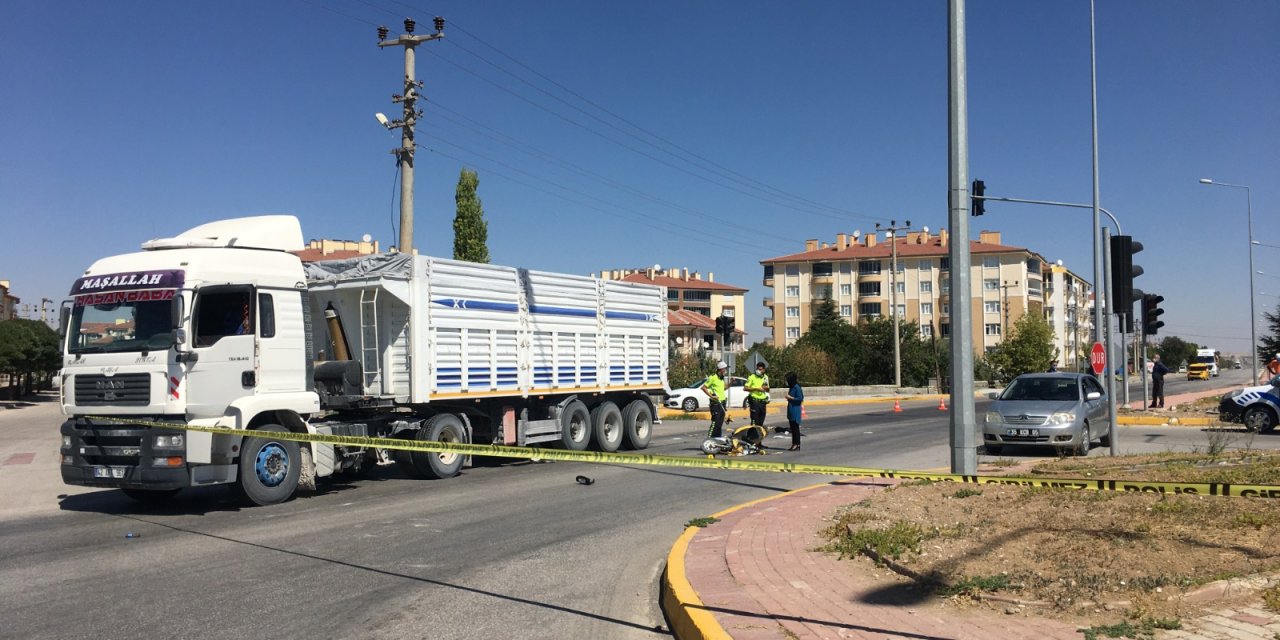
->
[[1041, 262, 1095, 371], [293, 237, 381, 262], [761, 230, 1068, 353], [0, 280, 18, 320], [597, 267, 748, 358]]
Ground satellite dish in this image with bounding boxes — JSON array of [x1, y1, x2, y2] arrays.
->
[[362, 233, 372, 243], [653, 264, 661, 271], [1056, 259, 1064, 266], [922, 225, 929, 233], [852, 230, 861, 238]]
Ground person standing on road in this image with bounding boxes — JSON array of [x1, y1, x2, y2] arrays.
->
[[745, 362, 770, 430], [1149, 354, 1170, 409], [701, 362, 729, 439], [784, 372, 804, 451]]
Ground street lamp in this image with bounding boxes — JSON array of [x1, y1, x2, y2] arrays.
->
[[876, 219, 916, 387], [1200, 178, 1258, 384]]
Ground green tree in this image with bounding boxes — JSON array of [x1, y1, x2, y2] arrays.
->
[[1259, 302, 1280, 368], [1156, 335, 1198, 370], [0, 319, 60, 396], [452, 168, 490, 263], [741, 342, 837, 386], [667, 352, 714, 390], [985, 312, 1056, 382], [796, 299, 860, 384]]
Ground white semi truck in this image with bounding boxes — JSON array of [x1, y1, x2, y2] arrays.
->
[[59, 216, 668, 505]]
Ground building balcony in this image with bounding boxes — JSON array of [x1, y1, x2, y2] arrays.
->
[[811, 274, 834, 285], [762, 297, 773, 307], [763, 318, 774, 328], [763, 276, 774, 287]]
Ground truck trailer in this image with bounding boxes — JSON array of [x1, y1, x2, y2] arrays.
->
[[59, 216, 669, 505]]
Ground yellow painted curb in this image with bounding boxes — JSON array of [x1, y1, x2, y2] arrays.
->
[[662, 481, 842, 640], [1116, 416, 1219, 426]]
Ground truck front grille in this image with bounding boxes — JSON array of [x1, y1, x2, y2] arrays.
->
[[75, 373, 151, 406]]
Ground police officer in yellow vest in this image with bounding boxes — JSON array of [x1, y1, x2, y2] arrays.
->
[[745, 362, 770, 429], [701, 361, 729, 438]]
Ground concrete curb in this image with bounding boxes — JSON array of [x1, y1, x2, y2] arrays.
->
[[661, 483, 833, 640]]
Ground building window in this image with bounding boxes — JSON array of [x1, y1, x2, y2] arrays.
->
[[721, 307, 735, 317], [940, 257, 950, 271], [985, 323, 1002, 336], [763, 265, 774, 279], [785, 286, 799, 298], [919, 280, 932, 294], [786, 264, 799, 276], [684, 290, 711, 301], [942, 303, 950, 316], [840, 305, 852, 317], [919, 260, 932, 273], [894, 261, 905, 273], [786, 306, 800, 318], [813, 262, 833, 277], [859, 302, 882, 317], [920, 302, 933, 316], [813, 284, 832, 300], [941, 279, 950, 295], [940, 323, 951, 337], [983, 278, 999, 291], [858, 261, 882, 275], [895, 281, 905, 295], [689, 307, 711, 316], [666, 289, 679, 301], [786, 327, 800, 339], [840, 262, 853, 274], [920, 324, 933, 338], [1026, 258, 1041, 273], [858, 282, 881, 297], [895, 304, 905, 318], [984, 301, 1001, 313], [839, 284, 852, 296], [983, 256, 1000, 268]]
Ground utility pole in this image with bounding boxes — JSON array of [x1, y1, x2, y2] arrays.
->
[[377, 16, 445, 255], [877, 219, 915, 387], [1000, 280, 1017, 337], [40, 298, 52, 324], [948, 0, 977, 475]]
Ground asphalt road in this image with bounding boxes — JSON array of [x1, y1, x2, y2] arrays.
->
[[1, 375, 1272, 640]]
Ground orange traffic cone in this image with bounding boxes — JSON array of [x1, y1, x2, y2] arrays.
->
[[801, 406, 808, 419], [937, 396, 948, 411], [893, 399, 903, 413]]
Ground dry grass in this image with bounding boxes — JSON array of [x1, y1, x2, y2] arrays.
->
[[821, 452, 1280, 627]]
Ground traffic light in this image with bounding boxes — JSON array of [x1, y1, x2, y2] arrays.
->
[[716, 315, 735, 338], [1109, 235, 1144, 315], [714, 316, 725, 335], [971, 180, 986, 216], [1141, 294, 1165, 336]]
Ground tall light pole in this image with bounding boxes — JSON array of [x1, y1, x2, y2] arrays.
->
[[377, 17, 445, 255], [1089, 0, 1105, 373], [877, 220, 915, 387], [948, 0, 978, 475], [1200, 178, 1257, 384]]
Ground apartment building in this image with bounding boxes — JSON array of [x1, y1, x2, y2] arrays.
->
[[760, 230, 1051, 352], [0, 280, 18, 320], [598, 267, 748, 357], [1042, 262, 1095, 371], [292, 237, 381, 262]]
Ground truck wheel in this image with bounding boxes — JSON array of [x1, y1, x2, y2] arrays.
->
[[1244, 406, 1278, 434], [559, 400, 591, 451], [590, 402, 624, 452], [235, 425, 301, 506], [411, 414, 467, 479], [622, 400, 654, 450], [122, 488, 180, 504]]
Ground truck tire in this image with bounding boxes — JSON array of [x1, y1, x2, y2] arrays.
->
[[622, 400, 653, 450], [235, 424, 301, 506], [411, 414, 467, 479], [590, 402, 624, 452], [1244, 406, 1278, 434], [559, 400, 591, 451]]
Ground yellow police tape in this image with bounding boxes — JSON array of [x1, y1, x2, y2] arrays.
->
[[87, 416, 1280, 498]]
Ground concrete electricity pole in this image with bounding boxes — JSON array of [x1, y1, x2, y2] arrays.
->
[[877, 219, 915, 387], [377, 17, 445, 255], [948, 0, 978, 475]]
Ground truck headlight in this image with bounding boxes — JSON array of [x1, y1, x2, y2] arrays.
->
[[62, 435, 72, 447], [155, 435, 184, 448], [1048, 412, 1076, 425], [984, 411, 1003, 425]]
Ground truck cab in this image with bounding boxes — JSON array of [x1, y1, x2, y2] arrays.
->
[[59, 216, 320, 503], [1193, 349, 1220, 377]]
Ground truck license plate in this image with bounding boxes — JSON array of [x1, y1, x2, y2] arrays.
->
[[93, 467, 126, 479]]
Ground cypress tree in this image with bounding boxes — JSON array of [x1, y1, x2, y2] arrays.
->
[[453, 168, 490, 263]]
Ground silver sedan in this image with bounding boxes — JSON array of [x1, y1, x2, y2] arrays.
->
[[982, 373, 1111, 456]]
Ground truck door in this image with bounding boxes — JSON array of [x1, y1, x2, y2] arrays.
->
[[185, 286, 257, 419]]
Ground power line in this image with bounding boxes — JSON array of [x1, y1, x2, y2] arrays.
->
[[291, 0, 382, 27]]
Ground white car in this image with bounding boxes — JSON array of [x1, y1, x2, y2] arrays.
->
[[665, 376, 751, 412]]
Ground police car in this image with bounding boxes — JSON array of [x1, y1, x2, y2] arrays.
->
[[1218, 378, 1280, 433]]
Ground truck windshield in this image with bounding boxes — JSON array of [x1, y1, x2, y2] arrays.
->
[[69, 299, 174, 354], [1194, 355, 1216, 365]]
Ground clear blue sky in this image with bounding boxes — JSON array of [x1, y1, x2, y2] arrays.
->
[[1, 1, 1276, 354]]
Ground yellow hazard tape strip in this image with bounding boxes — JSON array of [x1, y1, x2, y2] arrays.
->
[[84, 416, 1280, 498]]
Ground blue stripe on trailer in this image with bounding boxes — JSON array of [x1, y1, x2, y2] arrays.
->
[[431, 298, 520, 312], [604, 310, 661, 322], [529, 304, 595, 318]]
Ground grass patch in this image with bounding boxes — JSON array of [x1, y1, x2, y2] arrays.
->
[[826, 520, 934, 562], [939, 574, 1012, 596], [950, 488, 983, 499], [1078, 618, 1180, 640], [1262, 584, 1280, 612], [685, 517, 719, 528]]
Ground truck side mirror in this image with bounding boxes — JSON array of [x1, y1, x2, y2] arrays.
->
[[58, 303, 71, 340], [172, 295, 188, 349]]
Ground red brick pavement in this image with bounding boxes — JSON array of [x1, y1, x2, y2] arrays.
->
[[680, 479, 1086, 640]]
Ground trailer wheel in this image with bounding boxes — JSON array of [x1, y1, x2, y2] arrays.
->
[[591, 402, 624, 452], [559, 400, 591, 451], [411, 414, 467, 479], [235, 424, 301, 506], [622, 400, 654, 450]]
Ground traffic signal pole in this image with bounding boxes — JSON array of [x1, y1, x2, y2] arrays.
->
[[948, 0, 977, 475], [1103, 227, 1119, 455]]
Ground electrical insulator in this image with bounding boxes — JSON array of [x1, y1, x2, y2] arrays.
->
[[434, 16, 445, 32], [377, 25, 388, 41], [403, 17, 415, 34]]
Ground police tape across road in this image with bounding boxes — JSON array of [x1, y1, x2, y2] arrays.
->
[[89, 416, 1280, 499]]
